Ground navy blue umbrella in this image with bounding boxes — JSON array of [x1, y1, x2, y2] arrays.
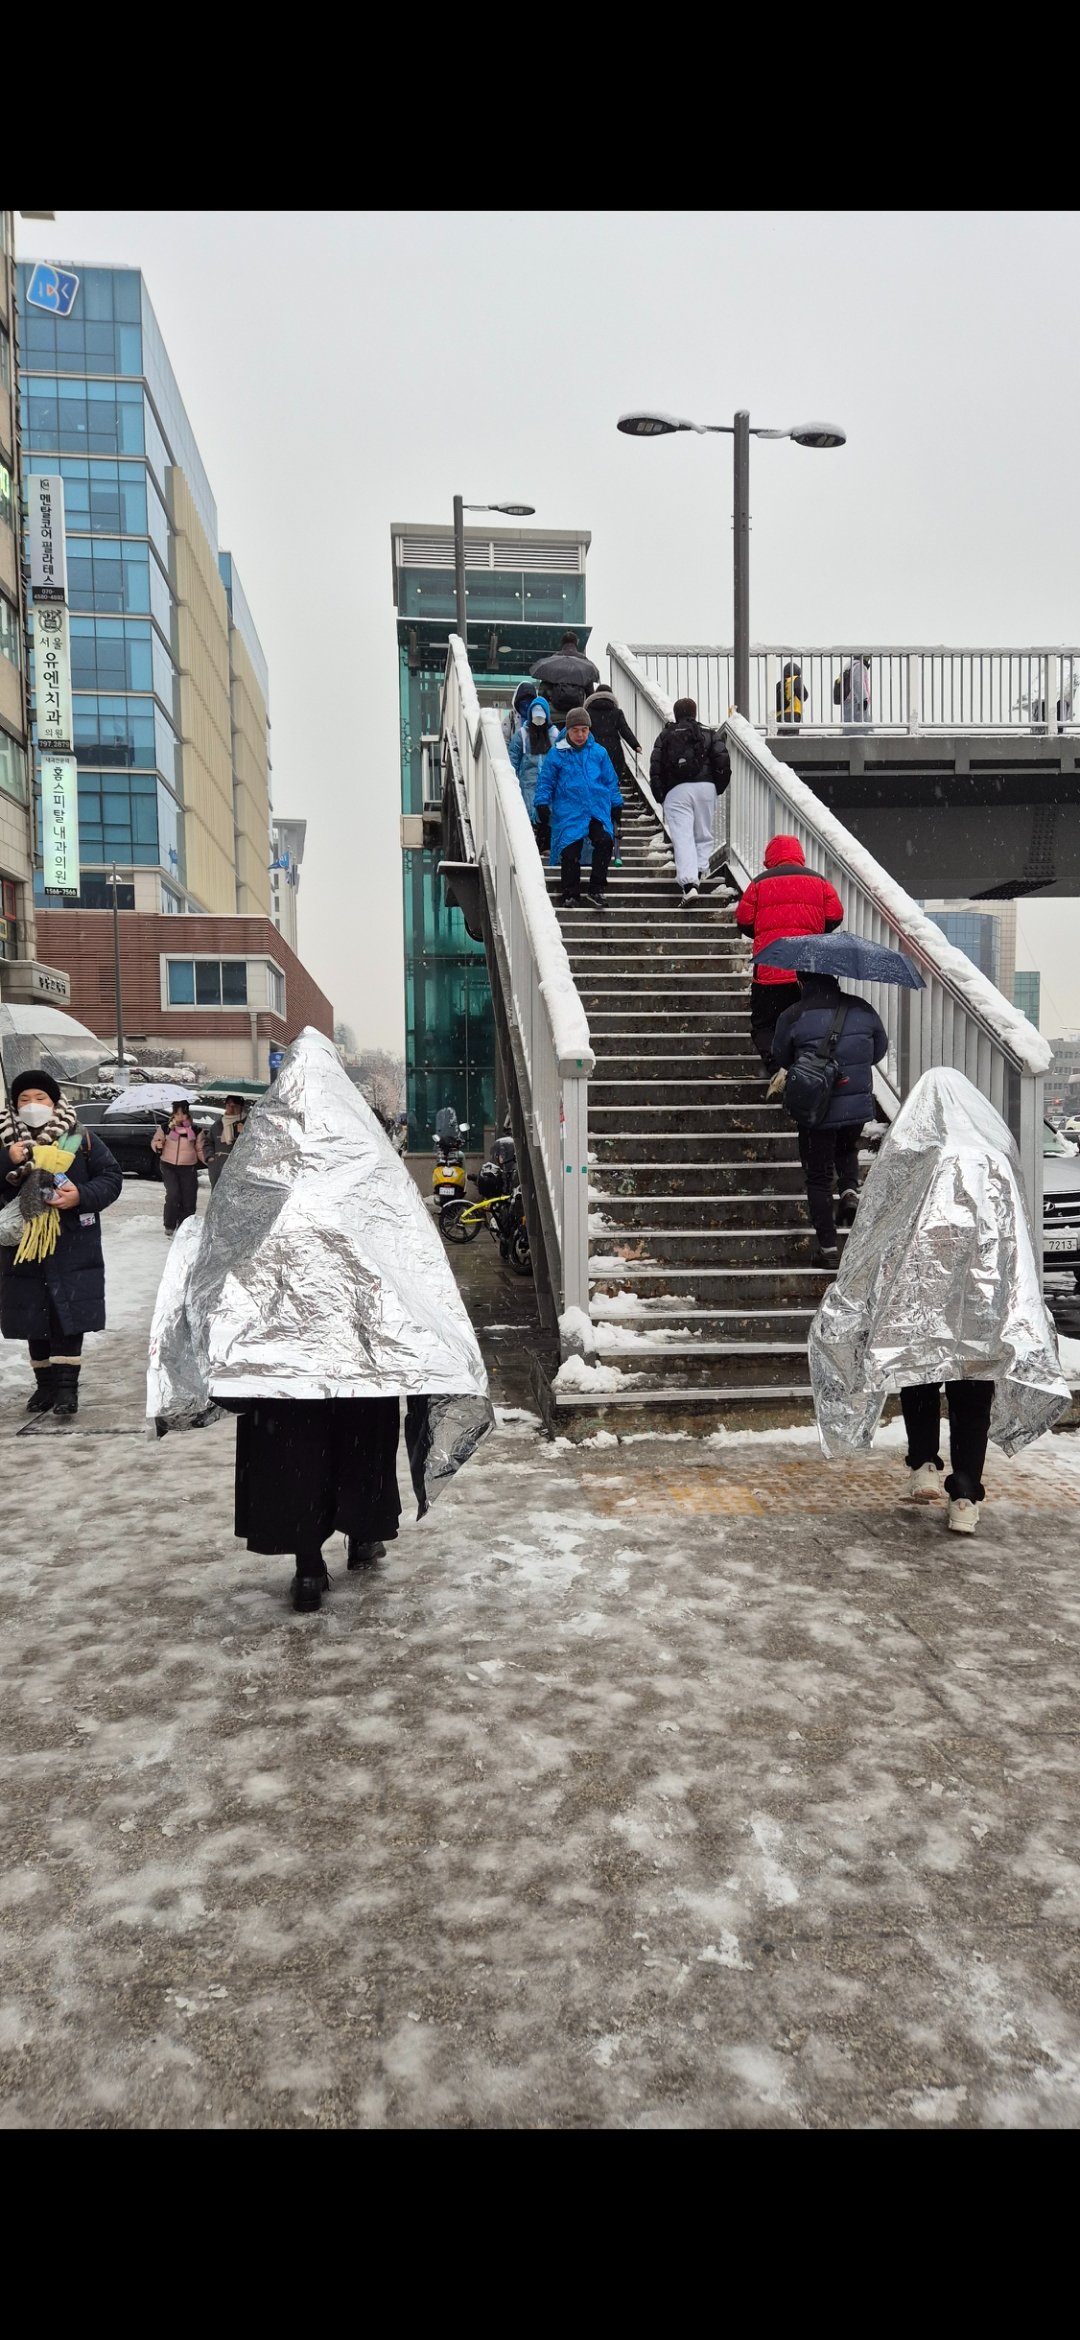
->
[[754, 932, 925, 988]]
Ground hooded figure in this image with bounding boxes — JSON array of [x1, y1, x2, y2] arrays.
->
[[735, 835, 845, 1073], [533, 709, 622, 909], [148, 1029, 494, 1610], [508, 695, 558, 822], [808, 1068, 1069, 1529]]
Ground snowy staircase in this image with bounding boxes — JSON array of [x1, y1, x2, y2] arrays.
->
[[541, 795, 833, 1435]]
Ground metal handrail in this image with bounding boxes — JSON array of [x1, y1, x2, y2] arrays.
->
[[609, 644, 1050, 1246], [627, 644, 1080, 737], [440, 638, 594, 1327]]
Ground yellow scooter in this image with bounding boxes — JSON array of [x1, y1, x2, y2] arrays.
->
[[432, 1105, 468, 1207]]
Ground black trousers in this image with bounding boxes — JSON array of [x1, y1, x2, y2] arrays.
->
[[161, 1162, 198, 1232], [561, 818, 612, 901], [234, 1396, 402, 1555], [750, 979, 801, 1071], [798, 1125, 860, 1245], [28, 1298, 83, 1364], [900, 1381, 994, 1502]]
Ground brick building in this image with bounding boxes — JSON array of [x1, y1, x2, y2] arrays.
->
[[36, 908, 332, 1082]]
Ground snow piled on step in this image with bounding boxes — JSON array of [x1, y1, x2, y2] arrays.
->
[[552, 1353, 643, 1391], [592, 1319, 687, 1350], [592, 1288, 696, 1315]]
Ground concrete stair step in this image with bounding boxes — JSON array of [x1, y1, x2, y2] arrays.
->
[[590, 1080, 773, 1109], [583, 1345, 813, 1391], [591, 1302, 816, 1337], [590, 1162, 806, 1196], [591, 1052, 764, 1078], [588, 1263, 834, 1304], [590, 1131, 800, 1163], [590, 1225, 820, 1267], [591, 1193, 809, 1232], [589, 1104, 789, 1133], [537, 1379, 818, 1439]]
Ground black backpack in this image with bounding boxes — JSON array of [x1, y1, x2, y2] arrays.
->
[[782, 1001, 851, 1130], [657, 718, 713, 795]]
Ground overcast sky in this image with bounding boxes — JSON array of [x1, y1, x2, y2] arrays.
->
[[17, 210, 1080, 1046]]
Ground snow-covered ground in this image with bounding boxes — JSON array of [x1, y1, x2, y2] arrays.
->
[[2, 1182, 1080, 2130]]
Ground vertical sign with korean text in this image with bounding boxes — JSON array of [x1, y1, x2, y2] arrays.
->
[[27, 473, 68, 602], [40, 755, 79, 895], [32, 603, 73, 752]]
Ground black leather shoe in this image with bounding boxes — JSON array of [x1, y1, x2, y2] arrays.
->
[[812, 1247, 840, 1270], [347, 1538, 386, 1570], [291, 1560, 330, 1612], [26, 1368, 56, 1414]]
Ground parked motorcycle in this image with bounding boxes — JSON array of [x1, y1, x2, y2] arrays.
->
[[439, 1135, 531, 1277], [431, 1104, 469, 1207]]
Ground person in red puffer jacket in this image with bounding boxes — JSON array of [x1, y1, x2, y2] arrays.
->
[[736, 835, 845, 1073]]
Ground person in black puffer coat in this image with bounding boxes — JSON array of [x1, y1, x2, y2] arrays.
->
[[584, 686, 640, 866], [1, 1067, 123, 1416], [772, 975, 888, 1266]]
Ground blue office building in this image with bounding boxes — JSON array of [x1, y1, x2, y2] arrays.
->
[[17, 261, 270, 918]]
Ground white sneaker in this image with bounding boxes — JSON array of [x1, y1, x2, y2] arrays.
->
[[947, 1497, 980, 1534], [907, 1461, 944, 1502]]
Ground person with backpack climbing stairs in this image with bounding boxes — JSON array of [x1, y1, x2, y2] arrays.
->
[[648, 697, 731, 904], [771, 973, 888, 1268]]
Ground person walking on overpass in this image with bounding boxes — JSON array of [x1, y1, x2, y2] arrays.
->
[[649, 697, 731, 904], [771, 971, 888, 1267], [529, 631, 601, 722], [735, 835, 845, 1073], [534, 707, 622, 910], [508, 694, 558, 827]]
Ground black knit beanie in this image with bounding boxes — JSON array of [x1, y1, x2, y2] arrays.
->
[[10, 1068, 61, 1110]]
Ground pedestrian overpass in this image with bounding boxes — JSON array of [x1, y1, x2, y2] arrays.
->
[[438, 639, 1060, 1435]]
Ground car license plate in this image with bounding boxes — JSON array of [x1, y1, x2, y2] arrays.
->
[[1045, 1234, 1078, 1251], [438, 1186, 459, 1199]]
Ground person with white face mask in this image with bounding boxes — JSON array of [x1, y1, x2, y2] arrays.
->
[[0, 1068, 122, 1416]]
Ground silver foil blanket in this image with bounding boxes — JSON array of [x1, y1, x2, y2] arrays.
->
[[808, 1067, 1069, 1457], [147, 1028, 494, 1507]]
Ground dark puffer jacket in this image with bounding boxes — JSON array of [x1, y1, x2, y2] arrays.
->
[[735, 834, 844, 985], [0, 1130, 123, 1339], [584, 688, 641, 785], [772, 977, 889, 1129]]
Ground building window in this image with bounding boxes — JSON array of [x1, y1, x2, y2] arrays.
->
[[0, 729, 28, 804], [0, 324, 10, 391], [268, 966, 285, 1015], [0, 463, 12, 533], [166, 958, 249, 1008], [0, 594, 20, 673]]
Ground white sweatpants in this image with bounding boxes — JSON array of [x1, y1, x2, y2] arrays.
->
[[665, 780, 716, 889]]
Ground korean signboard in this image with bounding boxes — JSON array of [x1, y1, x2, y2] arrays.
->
[[40, 755, 79, 896], [27, 473, 67, 602], [32, 603, 73, 752]]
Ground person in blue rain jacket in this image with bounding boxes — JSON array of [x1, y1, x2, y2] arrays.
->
[[508, 695, 558, 825], [533, 707, 623, 909]]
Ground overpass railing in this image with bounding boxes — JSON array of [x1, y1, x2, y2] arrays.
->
[[441, 637, 594, 1324], [629, 644, 1080, 737], [609, 645, 1051, 1240]]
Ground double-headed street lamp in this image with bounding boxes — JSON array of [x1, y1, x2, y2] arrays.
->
[[453, 497, 536, 659], [617, 411, 846, 720]]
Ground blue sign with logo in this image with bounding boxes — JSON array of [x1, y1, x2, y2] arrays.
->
[[26, 262, 80, 317], [268, 1047, 285, 1075]]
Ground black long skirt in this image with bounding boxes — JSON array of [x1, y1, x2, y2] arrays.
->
[[233, 1396, 402, 1554]]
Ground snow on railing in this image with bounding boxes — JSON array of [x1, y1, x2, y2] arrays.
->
[[441, 638, 594, 1323], [610, 646, 1049, 1248], [628, 645, 1080, 737]]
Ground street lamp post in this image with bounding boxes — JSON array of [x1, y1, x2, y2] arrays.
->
[[452, 498, 536, 661], [617, 410, 846, 719]]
